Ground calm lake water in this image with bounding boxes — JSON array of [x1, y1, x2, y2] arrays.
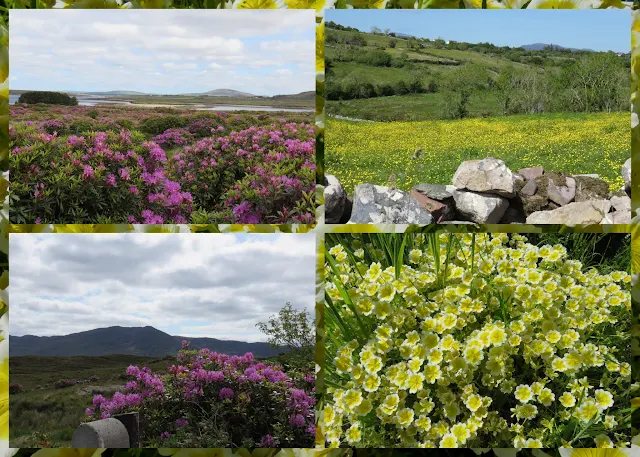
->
[[9, 95, 312, 112]]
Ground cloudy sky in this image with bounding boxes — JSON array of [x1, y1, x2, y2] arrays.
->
[[10, 233, 316, 342], [10, 10, 315, 96]]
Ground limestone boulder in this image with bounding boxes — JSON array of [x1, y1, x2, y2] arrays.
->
[[519, 166, 544, 181], [547, 176, 576, 206], [520, 180, 538, 196], [526, 200, 611, 225], [348, 184, 433, 224], [610, 195, 631, 212], [452, 189, 509, 224], [452, 158, 515, 198], [602, 210, 631, 224], [413, 183, 453, 201]]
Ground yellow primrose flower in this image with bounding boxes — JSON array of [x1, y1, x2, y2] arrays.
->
[[559, 392, 576, 408], [345, 423, 362, 443], [594, 389, 614, 410], [440, 433, 458, 448], [515, 384, 534, 403]]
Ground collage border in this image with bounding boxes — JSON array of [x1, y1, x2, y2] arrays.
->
[[0, 1, 638, 450]]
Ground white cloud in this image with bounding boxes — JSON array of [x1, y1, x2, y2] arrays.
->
[[10, 233, 316, 342], [10, 10, 315, 95]]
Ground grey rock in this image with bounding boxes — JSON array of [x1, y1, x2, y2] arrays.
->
[[574, 174, 601, 179], [602, 209, 631, 224], [348, 184, 434, 224], [452, 189, 509, 224], [413, 183, 452, 201], [452, 158, 515, 198], [547, 176, 576, 206], [519, 166, 544, 181], [610, 195, 631, 212], [72, 418, 130, 447], [324, 174, 347, 224], [526, 200, 611, 225], [622, 158, 631, 188], [520, 180, 538, 196]]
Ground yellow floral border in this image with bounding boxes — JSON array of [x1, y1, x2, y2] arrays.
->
[[1, 0, 638, 450]]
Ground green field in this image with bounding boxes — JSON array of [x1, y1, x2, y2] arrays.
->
[[10, 355, 170, 447], [325, 112, 629, 195], [329, 92, 501, 122]]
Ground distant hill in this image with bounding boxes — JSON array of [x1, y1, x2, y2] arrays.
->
[[10, 326, 283, 357], [266, 91, 315, 101], [200, 89, 257, 97], [521, 43, 594, 52]]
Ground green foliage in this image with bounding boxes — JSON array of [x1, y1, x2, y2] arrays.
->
[[256, 302, 315, 357], [325, 25, 629, 121], [17, 91, 78, 106], [139, 115, 189, 135]]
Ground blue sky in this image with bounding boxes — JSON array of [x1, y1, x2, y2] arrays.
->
[[326, 10, 630, 53], [10, 233, 316, 341], [10, 10, 315, 95]]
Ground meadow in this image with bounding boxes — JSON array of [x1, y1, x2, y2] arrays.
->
[[10, 354, 170, 447], [10, 347, 314, 448], [325, 112, 629, 195], [10, 104, 315, 224], [322, 232, 631, 448]]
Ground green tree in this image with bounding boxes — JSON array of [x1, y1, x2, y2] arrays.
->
[[256, 302, 314, 356], [561, 53, 628, 112], [443, 63, 489, 119]]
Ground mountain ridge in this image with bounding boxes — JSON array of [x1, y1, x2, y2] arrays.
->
[[521, 43, 595, 52], [10, 325, 283, 358]]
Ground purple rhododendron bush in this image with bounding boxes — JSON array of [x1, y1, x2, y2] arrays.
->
[[10, 104, 315, 224], [85, 342, 316, 447]]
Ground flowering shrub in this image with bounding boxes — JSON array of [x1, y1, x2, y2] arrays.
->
[[168, 121, 316, 224], [323, 233, 631, 448], [10, 105, 315, 224], [86, 343, 316, 447]]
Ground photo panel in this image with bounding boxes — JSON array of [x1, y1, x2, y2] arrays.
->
[[322, 10, 631, 226], [9, 232, 316, 448], [8, 9, 316, 225], [321, 230, 631, 448]]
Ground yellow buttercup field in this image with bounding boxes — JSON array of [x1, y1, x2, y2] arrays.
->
[[325, 113, 629, 195], [322, 233, 631, 448]]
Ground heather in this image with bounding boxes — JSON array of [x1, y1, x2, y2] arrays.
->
[[10, 104, 315, 224], [85, 342, 316, 447]]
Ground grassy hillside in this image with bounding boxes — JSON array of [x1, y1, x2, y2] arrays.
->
[[10, 355, 170, 447], [325, 23, 628, 122], [10, 350, 298, 448]]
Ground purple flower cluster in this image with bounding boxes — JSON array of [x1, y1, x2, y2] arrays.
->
[[11, 104, 315, 224], [83, 342, 314, 447], [152, 128, 193, 147], [88, 365, 164, 418]]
